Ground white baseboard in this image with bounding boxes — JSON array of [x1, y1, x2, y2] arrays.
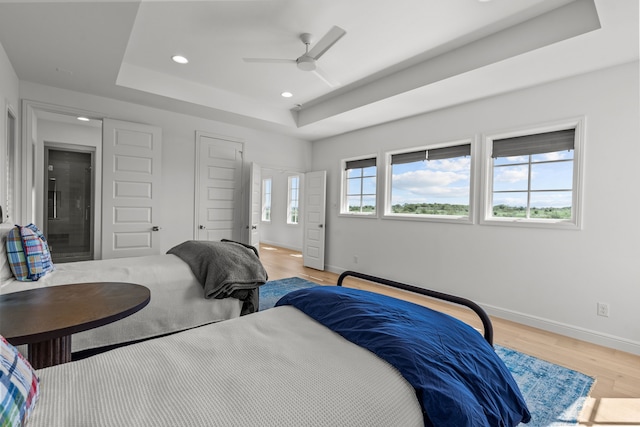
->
[[259, 240, 302, 253], [482, 304, 640, 356], [325, 264, 346, 277], [325, 265, 640, 356]]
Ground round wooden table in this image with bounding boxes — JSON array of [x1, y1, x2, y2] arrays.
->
[[0, 282, 150, 369]]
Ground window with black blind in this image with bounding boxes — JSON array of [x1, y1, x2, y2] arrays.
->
[[387, 142, 472, 218], [488, 126, 579, 225], [342, 156, 377, 215]]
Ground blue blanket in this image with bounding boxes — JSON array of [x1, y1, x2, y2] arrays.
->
[[276, 286, 531, 427]]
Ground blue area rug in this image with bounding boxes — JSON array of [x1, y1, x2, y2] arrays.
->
[[494, 345, 595, 426], [259, 277, 321, 311], [260, 277, 595, 426]]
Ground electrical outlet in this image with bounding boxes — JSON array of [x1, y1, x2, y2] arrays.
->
[[597, 302, 610, 317]]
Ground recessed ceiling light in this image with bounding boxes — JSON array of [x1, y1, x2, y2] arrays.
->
[[172, 55, 189, 64], [281, 92, 293, 98], [77, 116, 90, 122]]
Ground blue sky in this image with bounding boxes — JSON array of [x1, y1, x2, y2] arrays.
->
[[391, 157, 471, 205], [492, 151, 573, 208], [391, 151, 573, 208]]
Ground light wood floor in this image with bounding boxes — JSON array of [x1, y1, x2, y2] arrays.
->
[[259, 244, 640, 426]]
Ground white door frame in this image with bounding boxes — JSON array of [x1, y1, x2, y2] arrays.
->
[[22, 100, 104, 257]]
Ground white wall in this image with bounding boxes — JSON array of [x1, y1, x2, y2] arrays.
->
[[311, 62, 640, 354], [19, 82, 312, 253], [0, 42, 19, 223]]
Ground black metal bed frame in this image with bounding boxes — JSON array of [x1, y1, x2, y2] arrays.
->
[[337, 270, 494, 345]]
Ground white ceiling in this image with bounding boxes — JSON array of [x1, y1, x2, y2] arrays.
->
[[0, 0, 637, 141]]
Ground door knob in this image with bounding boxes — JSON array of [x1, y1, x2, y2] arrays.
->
[[199, 225, 205, 230], [251, 225, 257, 230], [152, 226, 161, 231], [318, 224, 324, 228]]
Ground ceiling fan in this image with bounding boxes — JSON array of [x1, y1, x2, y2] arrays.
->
[[243, 26, 346, 87]]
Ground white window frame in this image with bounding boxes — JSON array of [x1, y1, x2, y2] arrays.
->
[[383, 139, 475, 224], [480, 117, 585, 230], [340, 154, 378, 217], [261, 178, 271, 222], [286, 175, 300, 225]]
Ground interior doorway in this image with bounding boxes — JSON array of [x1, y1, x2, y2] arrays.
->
[[44, 145, 95, 263]]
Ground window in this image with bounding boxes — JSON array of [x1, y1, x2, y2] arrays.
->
[[483, 122, 583, 228], [341, 156, 377, 215], [287, 175, 299, 224], [385, 142, 472, 220], [261, 178, 271, 222]]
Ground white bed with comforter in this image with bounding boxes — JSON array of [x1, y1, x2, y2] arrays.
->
[[29, 305, 425, 427], [14, 272, 531, 427], [1, 254, 242, 353], [0, 223, 265, 354]]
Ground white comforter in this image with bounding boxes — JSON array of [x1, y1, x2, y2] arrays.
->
[[1, 254, 242, 352], [30, 306, 424, 427]]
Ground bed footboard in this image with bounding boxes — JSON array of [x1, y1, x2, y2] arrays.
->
[[337, 270, 493, 345]]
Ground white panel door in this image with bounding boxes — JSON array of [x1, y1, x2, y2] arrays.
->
[[195, 134, 244, 242], [303, 170, 327, 270], [102, 119, 162, 259], [248, 162, 261, 250]]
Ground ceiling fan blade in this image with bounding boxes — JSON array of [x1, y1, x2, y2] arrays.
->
[[243, 58, 296, 64], [307, 25, 346, 60], [313, 66, 340, 88]]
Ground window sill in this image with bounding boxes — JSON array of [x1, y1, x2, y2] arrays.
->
[[480, 217, 580, 230], [382, 213, 473, 225], [338, 212, 378, 219]]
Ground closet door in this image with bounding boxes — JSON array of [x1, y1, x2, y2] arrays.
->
[[102, 119, 162, 259], [194, 132, 244, 243], [303, 170, 326, 270]]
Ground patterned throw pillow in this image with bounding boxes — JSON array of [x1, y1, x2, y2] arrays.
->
[[0, 335, 40, 426], [0, 223, 16, 282], [5, 226, 29, 281], [23, 224, 54, 275], [5, 224, 55, 281]]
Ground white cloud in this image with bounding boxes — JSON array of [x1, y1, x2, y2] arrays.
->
[[494, 166, 528, 183], [427, 157, 471, 172], [538, 151, 572, 161], [390, 158, 471, 204], [392, 170, 469, 202], [394, 169, 466, 188]]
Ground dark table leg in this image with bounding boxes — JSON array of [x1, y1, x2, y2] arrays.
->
[[28, 335, 72, 369]]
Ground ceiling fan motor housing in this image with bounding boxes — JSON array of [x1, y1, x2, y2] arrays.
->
[[297, 55, 316, 71]]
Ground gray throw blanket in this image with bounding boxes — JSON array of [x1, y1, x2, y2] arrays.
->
[[167, 240, 268, 315]]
